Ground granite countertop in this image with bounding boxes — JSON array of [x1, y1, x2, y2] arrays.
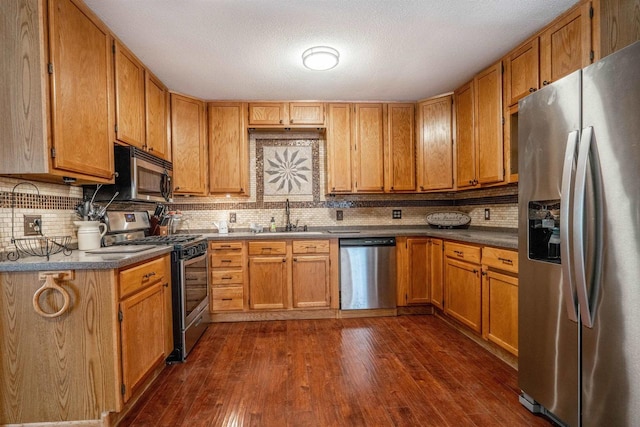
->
[[202, 226, 518, 250], [0, 246, 172, 272], [0, 226, 517, 272]]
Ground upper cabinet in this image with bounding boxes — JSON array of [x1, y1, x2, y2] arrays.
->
[[114, 40, 171, 160], [114, 41, 145, 149], [326, 103, 353, 193], [208, 102, 249, 195], [504, 39, 540, 107], [171, 93, 208, 195], [248, 102, 325, 128], [594, 0, 640, 59], [385, 103, 416, 192], [1, 0, 115, 184], [417, 95, 454, 192], [474, 61, 504, 186], [540, 2, 593, 87], [353, 103, 385, 192], [454, 81, 476, 190], [145, 71, 170, 160]]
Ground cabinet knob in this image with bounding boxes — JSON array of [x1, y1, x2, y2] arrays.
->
[[290, 119, 294, 124], [473, 269, 478, 274], [543, 80, 551, 86], [420, 186, 425, 191], [282, 258, 286, 263], [279, 119, 283, 124], [293, 258, 298, 262], [481, 271, 487, 276], [148, 147, 154, 152], [529, 88, 537, 93]]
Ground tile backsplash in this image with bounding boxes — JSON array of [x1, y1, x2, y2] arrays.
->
[[0, 133, 518, 257]]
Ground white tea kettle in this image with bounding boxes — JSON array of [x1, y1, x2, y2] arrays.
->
[[213, 220, 229, 234], [74, 221, 107, 250]]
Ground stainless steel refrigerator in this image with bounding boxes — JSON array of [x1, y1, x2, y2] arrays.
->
[[518, 40, 640, 427]]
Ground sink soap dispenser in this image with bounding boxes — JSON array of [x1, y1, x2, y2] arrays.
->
[[270, 217, 277, 232]]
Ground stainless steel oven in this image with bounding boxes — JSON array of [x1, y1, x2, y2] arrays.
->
[[169, 242, 209, 362]]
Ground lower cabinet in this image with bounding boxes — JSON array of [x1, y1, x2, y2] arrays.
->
[[444, 242, 482, 333], [209, 241, 246, 311], [481, 247, 519, 355], [118, 254, 171, 403], [396, 237, 444, 307], [429, 239, 444, 310], [248, 254, 289, 309], [292, 253, 330, 308]]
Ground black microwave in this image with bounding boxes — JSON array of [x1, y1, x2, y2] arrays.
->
[[87, 146, 173, 203]]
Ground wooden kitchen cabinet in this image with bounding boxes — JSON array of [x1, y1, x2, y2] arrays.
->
[[209, 241, 246, 312], [474, 61, 504, 186], [171, 93, 208, 195], [482, 246, 519, 356], [248, 102, 325, 127], [353, 103, 385, 192], [208, 102, 249, 195], [118, 254, 171, 403], [326, 103, 353, 193], [454, 81, 476, 190], [540, 2, 593, 88], [444, 242, 482, 333], [504, 39, 540, 107], [417, 95, 454, 192], [292, 240, 331, 308], [145, 71, 170, 160], [385, 103, 416, 192], [248, 241, 288, 310], [594, 0, 640, 59], [1, 0, 115, 184], [430, 239, 444, 310], [114, 40, 145, 149], [406, 238, 431, 304]]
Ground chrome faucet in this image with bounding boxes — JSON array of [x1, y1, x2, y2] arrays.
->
[[285, 199, 292, 231]]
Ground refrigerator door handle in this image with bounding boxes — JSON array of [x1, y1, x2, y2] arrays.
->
[[560, 130, 580, 322], [574, 126, 604, 328]]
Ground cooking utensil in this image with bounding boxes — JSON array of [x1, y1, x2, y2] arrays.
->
[[95, 191, 119, 219]]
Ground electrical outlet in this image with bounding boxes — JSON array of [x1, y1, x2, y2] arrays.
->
[[229, 212, 236, 223], [24, 215, 42, 236], [392, 209, 402, 219], [336, 210, 343, 221], [484, 208, 491, 220]]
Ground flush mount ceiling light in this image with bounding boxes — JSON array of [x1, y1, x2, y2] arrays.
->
[[302, 46, 339, 71]]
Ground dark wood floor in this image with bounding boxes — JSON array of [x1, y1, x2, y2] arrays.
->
[[120, 315, 552, 426]]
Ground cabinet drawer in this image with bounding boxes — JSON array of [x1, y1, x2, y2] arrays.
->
[[210, 270, 243, 285], [482, 246, 518, 273], [248, 241, 287, 255], [210, 287, 244, 311], [210, 253, 243, 268], [119, 256, 168, 298], [445, 242, 481, 264], [292, 240, 329, 254], [209, 241, 243, 251]]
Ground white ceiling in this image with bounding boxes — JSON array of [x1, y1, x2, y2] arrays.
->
[[84, 0, 577, 102]]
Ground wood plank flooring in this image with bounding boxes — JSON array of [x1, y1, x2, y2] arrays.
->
[[120, 315, 552, 426]]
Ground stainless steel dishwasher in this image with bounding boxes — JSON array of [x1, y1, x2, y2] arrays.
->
[[339, 237, 396, 310]]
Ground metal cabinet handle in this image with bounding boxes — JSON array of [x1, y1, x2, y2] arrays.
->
[[498, 257, 513, 265], [221, 259, 232, 263], [222, 298, 232, 301], [529, 87, 537, 93], [221, 276, 232, 280], [142, 272, 157, 280], [543, 80, 551, 86], [454, 250, 464, 257]]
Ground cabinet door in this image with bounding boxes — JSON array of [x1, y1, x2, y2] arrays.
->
[[417, 96, 453, 191], [248, 256, 288, 309], [114, 41, 145, 148], [474, 61, 504, 186], [353, 103, 385, 192], [385, 103, 416, 192], [120, 281, 165, 403], [292, 255, 330, 308], [48, 0, 114, 179], [171, 93, 208, 195], [208, 102, 248, 194], [444, 257, 481, 333], [326, 103, 353, 193], [482, 269, 518, 355], [289, 102, 325, 126], [407, 238, 430, 304], [454, 81, 476, 189], [505, 39, 540, 107], [248, 103, 288, 125], [430, 239, 444, 310], [540, 3, 592, 87], [145, 71, 170, 160]]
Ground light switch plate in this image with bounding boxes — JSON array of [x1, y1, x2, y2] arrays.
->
[[24, 215, 42, 236]]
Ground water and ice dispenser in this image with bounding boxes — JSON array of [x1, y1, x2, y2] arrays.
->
[[528, 200, 561, 264]]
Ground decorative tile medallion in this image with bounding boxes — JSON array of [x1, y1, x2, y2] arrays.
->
[[263, 146, 312, 195]]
